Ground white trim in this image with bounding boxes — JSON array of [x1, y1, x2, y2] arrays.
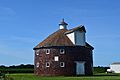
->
[[54, 56, 59, 61], [66, 32, 75, 44], [46, 49, 50, 54], [36, 62, 39, 68], [60, 49, 65, 54], [36, 50, 40, 55], [60, 25, 67, 29], [36, 53, 39, 55], [46, 62, 50, 67], [75, 61, 85, 75], [60, 62, 65, 67]]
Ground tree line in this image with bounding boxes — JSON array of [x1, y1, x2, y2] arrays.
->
[[0, 64, 34, 69], [0, 64, 34, 73], [0, 64, 109, 73]]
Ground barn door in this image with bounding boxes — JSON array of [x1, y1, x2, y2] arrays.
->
[[76, 62, 85, 75]]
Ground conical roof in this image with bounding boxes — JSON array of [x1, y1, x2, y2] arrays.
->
[[34, 25, 93, 50], [34, 29, 74, 49], [59, 19, 68, 25]]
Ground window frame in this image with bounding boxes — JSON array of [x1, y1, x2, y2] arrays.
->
[[60, 49, 65, 54], [46, 49, 50, 54], [36, 62, 39, 68], [46, 62, 50, 67], [36, 49, 40, 55], [60, 62, 65, 67], [54, 56, 59, 61]]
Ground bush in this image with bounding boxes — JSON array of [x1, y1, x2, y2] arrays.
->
[[93, 66, 110, 73]]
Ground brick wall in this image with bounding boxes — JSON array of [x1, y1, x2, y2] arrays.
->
[[34, 46, 93, 76]]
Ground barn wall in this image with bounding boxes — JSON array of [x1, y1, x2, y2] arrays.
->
[[34, 46, 93, 76]]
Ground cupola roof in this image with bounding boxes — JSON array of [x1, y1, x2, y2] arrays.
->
[[59, 19, 68, 26]]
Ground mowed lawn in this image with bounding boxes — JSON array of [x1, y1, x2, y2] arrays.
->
[[7, 73, 120, 80]]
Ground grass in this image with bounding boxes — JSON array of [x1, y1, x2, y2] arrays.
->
[[7, 73, 120, 80]]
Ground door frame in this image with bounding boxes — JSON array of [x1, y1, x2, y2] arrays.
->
[[74, 61, 85, 75]]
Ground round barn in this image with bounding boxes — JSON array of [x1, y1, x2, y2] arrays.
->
[[33, 19, 94, 76]]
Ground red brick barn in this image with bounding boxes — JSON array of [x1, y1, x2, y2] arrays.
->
[[33, 19, 94, 76]]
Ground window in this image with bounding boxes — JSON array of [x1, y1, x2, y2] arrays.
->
[[46, 49, 50, 54], [36, 50, 40, 55], [60, 62, 65, 67], [36, 62, 39, 68], [60, 49, 65, 54], [54, 56, 59, 61], [36, 53, 39, 55], [46, 62, 50, 67]]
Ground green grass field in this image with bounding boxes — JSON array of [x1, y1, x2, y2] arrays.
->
[[6, 73, 120, 80]]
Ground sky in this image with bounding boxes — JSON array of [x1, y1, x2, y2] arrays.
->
[[0, 0, 120, 66]]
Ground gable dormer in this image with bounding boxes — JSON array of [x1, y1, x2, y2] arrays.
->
[[65, 25, 86, 46]]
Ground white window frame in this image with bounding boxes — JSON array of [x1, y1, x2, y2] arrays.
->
[[60, 49, 65, 54], [46, 49, 50, 54], [54, 56, 59, 61], [36, 49, 40, 55], [36, 62, 39, 68], [46, 62, 50, 67], [60, 62, 65, 67]]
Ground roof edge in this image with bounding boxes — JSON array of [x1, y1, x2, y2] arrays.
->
[[65, 25, 86, 34], [33, 43, 94, 50]]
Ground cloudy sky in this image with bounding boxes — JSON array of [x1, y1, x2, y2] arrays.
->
[[0, 0, 120, 66]]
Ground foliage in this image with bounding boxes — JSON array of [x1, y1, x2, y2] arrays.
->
[[0, 64, 34, 73], [0, 65, 110, 74], [93, 66, 110, 73], [0, 68, 34, 73]]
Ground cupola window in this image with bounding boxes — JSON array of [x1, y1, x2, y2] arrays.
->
[[59, 19, 68, 29]]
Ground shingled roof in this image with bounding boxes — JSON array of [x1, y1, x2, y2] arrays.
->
[[34, 27, 93, 50], [34, 29, 74, 49], [65, 25, 86, 34]]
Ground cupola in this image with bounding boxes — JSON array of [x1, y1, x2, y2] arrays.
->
[[59, 19, 68, 29]]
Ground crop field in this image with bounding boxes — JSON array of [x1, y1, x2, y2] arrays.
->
[[6, 73, 120, 80]]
